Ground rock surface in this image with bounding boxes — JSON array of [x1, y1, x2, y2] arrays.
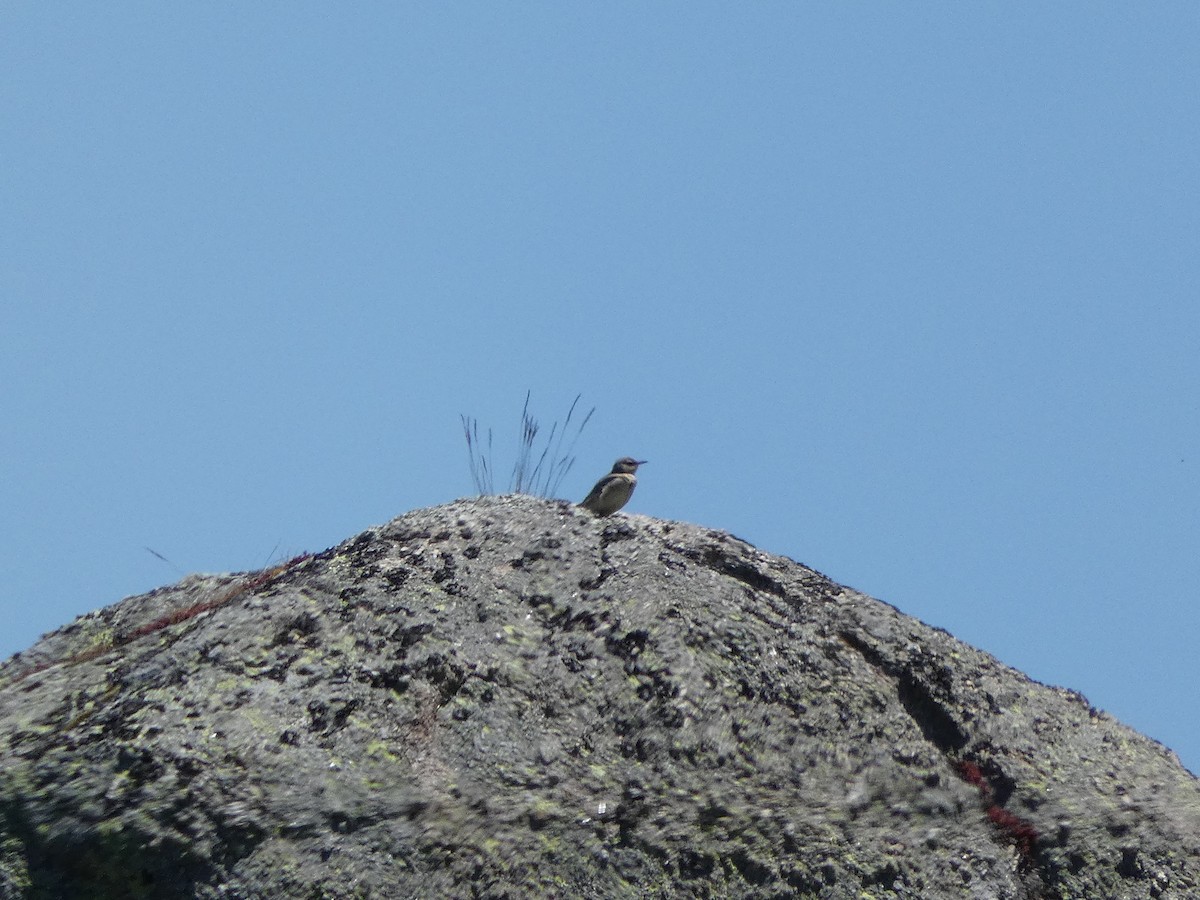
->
[[1, 495, 1198, 899]]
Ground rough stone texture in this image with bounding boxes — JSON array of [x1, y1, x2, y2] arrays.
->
[[1, 495, 1198, 899]]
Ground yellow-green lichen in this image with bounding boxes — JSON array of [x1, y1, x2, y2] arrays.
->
[[365, 740, 402, 764], [0, 834, 31, 892]]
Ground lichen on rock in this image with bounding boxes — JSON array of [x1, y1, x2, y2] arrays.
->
[[1, 495, 1198, 898]]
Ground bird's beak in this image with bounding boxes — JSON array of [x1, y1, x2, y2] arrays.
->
[[637, 460, 648, 465]]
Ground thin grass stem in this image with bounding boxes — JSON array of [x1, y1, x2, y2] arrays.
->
[[460, 392, 594, 499]]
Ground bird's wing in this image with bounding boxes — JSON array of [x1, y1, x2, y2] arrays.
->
[[580, 475, 614, 506]]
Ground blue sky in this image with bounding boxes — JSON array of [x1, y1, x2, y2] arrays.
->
[[3, 6, 1197, 773]]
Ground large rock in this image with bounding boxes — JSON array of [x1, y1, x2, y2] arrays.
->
[[1, 496, 1197, 898]]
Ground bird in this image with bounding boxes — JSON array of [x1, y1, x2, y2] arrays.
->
[[578, 457, 647, 516]]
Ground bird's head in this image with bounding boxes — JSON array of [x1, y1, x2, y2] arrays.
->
[[612, 457, 647, 474]]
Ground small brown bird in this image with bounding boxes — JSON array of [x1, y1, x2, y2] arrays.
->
[[579, 457, 647, 516]]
